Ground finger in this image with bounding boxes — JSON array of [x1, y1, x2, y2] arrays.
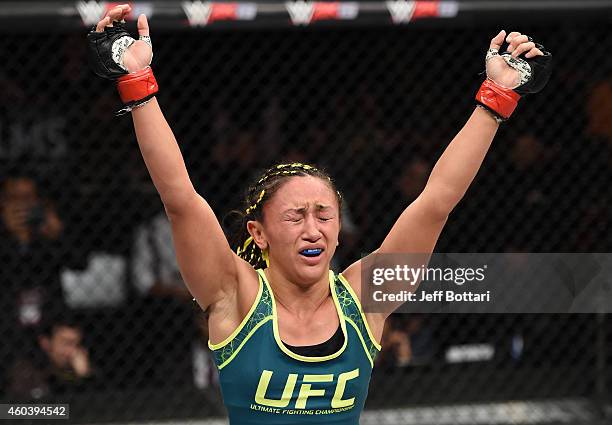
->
[[137, 14, 149, 37], [511, 35, 529, 47], [508, 34, 529, 52], [512, 41, 535, 58], [105, 4, 131, 22], [505, 31, 522, 44], [95, 16, 111, 32], [525, 48, 544, 59], [489, 30, 506, 51]]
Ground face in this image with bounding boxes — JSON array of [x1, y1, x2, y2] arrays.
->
[[249, 176, 341, 285], [40, 326, 82, 369], [511, 134, 542, 167], [398, 159, 429, 200], [1, 178, 39, 211]]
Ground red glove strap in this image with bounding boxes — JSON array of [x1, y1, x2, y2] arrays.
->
[[475, 79, 521, 120], [117, 67, 159, 104]]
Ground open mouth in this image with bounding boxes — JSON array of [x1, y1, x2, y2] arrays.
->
[[299, 248, 323, 257]]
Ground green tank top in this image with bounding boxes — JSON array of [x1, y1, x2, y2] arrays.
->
[[209, 269, 381, 425]]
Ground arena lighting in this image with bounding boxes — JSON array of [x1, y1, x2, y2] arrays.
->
[[0, 1, 611, 29], [1, 1, 610, 424]]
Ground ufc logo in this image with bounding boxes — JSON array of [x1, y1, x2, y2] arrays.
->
[[255, 369, 359, 409]]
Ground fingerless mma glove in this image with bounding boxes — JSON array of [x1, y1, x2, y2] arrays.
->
[[87, 22, 158, 114], [476, 40, 552, 122]]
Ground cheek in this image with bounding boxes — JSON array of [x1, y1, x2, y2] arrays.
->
[[323, 222, 341, 242], [267, 223, 300, 247]]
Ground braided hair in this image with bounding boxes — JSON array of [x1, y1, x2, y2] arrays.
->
[[229, 163, 342, 270]]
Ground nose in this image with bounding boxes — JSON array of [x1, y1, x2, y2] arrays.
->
[[302, 215, 322, 241]]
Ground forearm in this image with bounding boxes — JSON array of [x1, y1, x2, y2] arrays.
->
[[131, 98, 196, 211], [424, 107, 499, 213]]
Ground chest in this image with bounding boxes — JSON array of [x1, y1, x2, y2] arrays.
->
[[275, 299, 340, 346], [218, 322, 372, 413]]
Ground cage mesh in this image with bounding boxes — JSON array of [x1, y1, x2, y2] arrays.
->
[[0, 18, 611, 424]]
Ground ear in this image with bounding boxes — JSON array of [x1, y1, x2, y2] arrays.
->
[[246, 220, 268, 251]]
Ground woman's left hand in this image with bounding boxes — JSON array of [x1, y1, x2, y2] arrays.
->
[[486, 30, 544, 89]]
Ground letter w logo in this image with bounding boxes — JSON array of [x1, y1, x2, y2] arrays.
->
[[386, 1, 416, 24], [182, 1, 213, 26], [286, 1, 315, 25], [77, 1, 107, 26]]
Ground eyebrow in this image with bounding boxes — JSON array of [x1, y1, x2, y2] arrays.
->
[[282, 204, 333, 214]]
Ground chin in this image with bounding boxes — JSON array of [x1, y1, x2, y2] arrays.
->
[[294, 259, 329, 284]]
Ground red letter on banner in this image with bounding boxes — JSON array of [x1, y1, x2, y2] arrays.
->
[[413, 1, 440, 19]]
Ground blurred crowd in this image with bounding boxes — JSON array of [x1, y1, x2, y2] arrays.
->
[[0, 26, 611, 416]]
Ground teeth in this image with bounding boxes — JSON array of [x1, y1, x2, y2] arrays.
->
[[301, 249, 322, 257]]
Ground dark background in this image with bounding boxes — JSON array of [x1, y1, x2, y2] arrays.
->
[[0, 2, 611, 423]]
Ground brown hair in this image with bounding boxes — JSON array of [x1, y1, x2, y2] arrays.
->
[[229, 163, 342, 269]]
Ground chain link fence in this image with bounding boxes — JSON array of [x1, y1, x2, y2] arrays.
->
[[1, 6, 611, 424]]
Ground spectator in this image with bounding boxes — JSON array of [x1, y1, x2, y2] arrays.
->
[[377, 315, 434, 369], [403, 315, 435, 365], [363, 156, 432, 251], [586, 77, 612, 144], [397, 156, 431, 201], [377, 316, 412, 369], [192, 313, 225, 415], [192, 313, 219, 391], [130, 205, 197, 386], [502, 133, 556, 251], [0, 172, 66, 337], [7, 316, 95, 400], [132, 208, 191, 301]]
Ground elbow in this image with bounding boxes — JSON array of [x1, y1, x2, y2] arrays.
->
[[421, 185, 462, 220], [162, 188, 199, 217]]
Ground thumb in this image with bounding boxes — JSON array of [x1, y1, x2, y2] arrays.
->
[[489, 30, 506, 52], [137, 14, 149, 37]]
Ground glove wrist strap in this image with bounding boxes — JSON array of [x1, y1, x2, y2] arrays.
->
[[475, 78, 521, 121], [116, 66, 159, 106]]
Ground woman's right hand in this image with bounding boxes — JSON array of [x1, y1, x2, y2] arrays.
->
[[94, 4, 153, 73]]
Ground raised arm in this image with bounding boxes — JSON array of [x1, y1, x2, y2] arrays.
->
[[88, 5, 242, 309], [378, 30, 552, 255], [342, 31, 551, 330], [132, 99, 240, 309]]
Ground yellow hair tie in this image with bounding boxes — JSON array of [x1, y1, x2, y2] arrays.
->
[[237, 236, 254, 256], [245, 189, 265, 215]]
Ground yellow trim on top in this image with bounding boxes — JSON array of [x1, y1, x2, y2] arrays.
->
[[345, 317, 374, 368], [337, 273, 382, 351], [262, 269, 348, 363], [208, 270, 264, 350], [218, 316, 273, 370]]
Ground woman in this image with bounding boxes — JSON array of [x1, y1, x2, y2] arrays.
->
[[88, 5, 551, 424]]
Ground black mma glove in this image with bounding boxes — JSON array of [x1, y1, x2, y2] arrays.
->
[[476, 36, 552, 121], [87, 20, 157, 113]]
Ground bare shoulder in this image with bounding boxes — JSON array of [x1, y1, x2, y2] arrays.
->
[[341, 249, 380, 299], [207, 256, 261, 345], [341, 259, 362, 298], [341, 253, 385, 342]]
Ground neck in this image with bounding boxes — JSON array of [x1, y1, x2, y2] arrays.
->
[[265, 267, 331, 317]]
